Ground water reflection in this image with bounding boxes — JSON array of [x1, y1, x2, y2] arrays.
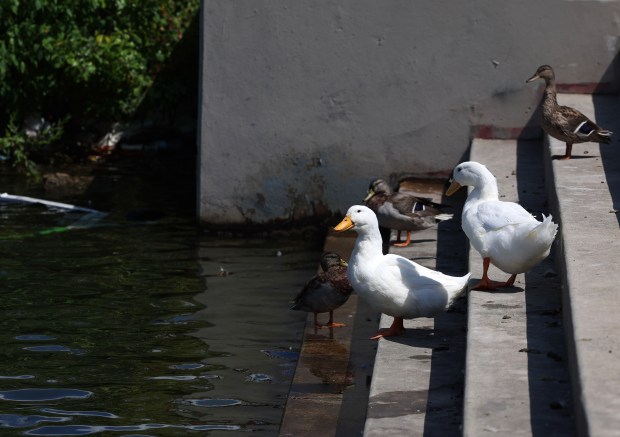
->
[[0, 200, 318, 435]]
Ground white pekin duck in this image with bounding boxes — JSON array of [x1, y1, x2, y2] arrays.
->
[[334, 205, 470, 339], [446, 161, 558, 291]]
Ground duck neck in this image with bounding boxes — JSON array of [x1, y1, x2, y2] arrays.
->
[[351, 226, 384, 261], [467, 173, 499, 204], [542, 77, 559, 113]]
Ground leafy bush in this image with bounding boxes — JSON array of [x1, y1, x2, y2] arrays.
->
[[0, 0, 200, 175]]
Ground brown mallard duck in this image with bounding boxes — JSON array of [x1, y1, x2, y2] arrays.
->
[[290, 252, 353, 328], [526, 65, 613, 160], [363, 178, 452, 247]]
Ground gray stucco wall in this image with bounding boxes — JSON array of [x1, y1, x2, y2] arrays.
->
[[198, 0, 620, 227]]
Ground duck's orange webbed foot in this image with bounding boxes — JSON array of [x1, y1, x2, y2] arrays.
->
[[314, 311, 346, 329], [370, 317, 405, 340], [471, 274, 517, 291], [558, 143, 573, 160], [317, 322, 346, 329], [392, 231, 412, 248]]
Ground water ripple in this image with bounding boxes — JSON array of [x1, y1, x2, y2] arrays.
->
[[15, 335, 57, 341], [0, 388, 92, 402], [0, 414, 70, 428], [23, 345, 86, 355], [168, 363, 204, 370], [40, 409, 119, 419], [24, 423, 241, 435], [0, 374, 35, 380], [181, 398, 243, 407], [146, 375, 197, 381]]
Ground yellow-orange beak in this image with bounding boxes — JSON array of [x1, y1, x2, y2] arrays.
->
[[334, 215, 354, 232], [525, 73, 540, 83], [363, 189, 375, 203], [445, 180, 462, 196]]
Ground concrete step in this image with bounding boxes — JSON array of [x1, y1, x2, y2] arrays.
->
[[279, 231, 379, 437], [544, 94, 620, 437], [463, 139, 573, 436]]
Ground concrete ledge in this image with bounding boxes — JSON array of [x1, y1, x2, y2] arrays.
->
[[543, 94, 620, 437]]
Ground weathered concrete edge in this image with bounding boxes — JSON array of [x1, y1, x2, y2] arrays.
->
[[542, 93, 620, 437], [543, 134, 587, 436]]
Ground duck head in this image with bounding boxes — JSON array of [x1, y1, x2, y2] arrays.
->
[[363, 178, 392, 202], [526, 65, 555, 84], [446, 161, 494, 196], [334, 205, 379, 233], [320, 252, 348, 271]]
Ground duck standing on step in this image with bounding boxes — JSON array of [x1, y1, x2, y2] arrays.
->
[[526, 64, 613, 160], [334, 205, 470, 339], [363, 178, 453, 248], [290, 252, 353, 329], [446, 161, 558, 291]]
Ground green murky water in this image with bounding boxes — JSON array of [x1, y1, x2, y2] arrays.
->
[[0, 157, 317, 436]]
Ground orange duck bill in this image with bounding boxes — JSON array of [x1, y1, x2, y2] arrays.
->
[[334, 216, 355, 232], [445, 180, 462, 196]]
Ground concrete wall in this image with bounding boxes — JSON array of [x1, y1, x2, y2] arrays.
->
[[198, 0, 620, 227]]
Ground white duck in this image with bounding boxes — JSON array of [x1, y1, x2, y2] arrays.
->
[[446, 161, 558, 291], [334, 205, 470, 339]]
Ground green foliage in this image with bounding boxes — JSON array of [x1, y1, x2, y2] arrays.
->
[[0, 113, 66, 179], [0, 0, 200, 174]]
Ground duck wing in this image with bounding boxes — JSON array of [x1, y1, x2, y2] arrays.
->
[[389, 193, 447, 217], [291, 274, 327, 308], [556, 106, 610, 142], [377, 255, 460, 316], [476, 201, 537, 232], [380, 254, 452, 289]]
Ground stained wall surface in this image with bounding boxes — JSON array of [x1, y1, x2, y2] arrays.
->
[[198, 0, 620, 226]]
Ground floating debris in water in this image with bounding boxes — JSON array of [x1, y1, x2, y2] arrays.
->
[[181, 398, 243, 408], [246, 373, 272, 383], [261, 349, 299, 360], [217, 266, 232, 277]]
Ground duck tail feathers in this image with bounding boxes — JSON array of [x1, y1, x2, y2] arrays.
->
[[597, 129, 613, 144], [447, 272, 471, 305], [528, 214, 558, 241], [434, 213, 453, 222]]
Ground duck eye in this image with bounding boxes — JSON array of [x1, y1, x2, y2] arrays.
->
[[457, 168, 462, 172]]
